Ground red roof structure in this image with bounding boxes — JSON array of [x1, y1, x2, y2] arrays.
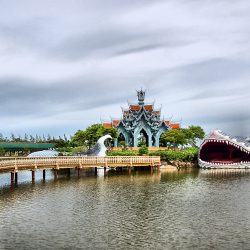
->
[[130, 105, 141, 111], [103, 123, 112, 128], [101, 90, 181, 147], [112, 120, 120, 127], [144, 105, 153, 111], [170, 123, 180, 129]]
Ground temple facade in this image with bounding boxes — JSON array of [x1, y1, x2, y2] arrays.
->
[[103, 90, 180, 147]]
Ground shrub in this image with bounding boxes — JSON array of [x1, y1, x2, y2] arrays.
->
[[107, 150, 138, 156], [149, 148, 198, 162], [138, 145, 148, 155]]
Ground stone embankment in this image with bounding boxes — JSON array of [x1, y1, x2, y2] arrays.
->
[[161, 161, 197, 169]]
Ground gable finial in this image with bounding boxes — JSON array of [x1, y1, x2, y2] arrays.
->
[[137, 89, 145, 105]]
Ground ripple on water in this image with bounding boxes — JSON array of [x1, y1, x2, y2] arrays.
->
[[0, 169, 250, 249]]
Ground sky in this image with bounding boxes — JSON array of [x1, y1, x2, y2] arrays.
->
[[0, 0, 250, 138]]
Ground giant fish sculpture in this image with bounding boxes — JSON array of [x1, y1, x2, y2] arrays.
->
[[82, 134, 112, 156], [28, 149, 59, 157], [199, 130, 250, 169]]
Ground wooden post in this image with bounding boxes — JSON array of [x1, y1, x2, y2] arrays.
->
[[14, 172, 18, 184], [43, 170, 46, 180], [54, 169, 58, 180], [128, 167, 131, 175], [11, 172, 15, 183], [67, 168, 70, 177], [150, 165, 154, 173], [104, 167, 107, 175], [77, 168, 80, 177], [95, 167, 97, 176], [32, 170, 35, 183]]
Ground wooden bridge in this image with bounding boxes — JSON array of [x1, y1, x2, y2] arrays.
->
[[0, 156, 161, 183]]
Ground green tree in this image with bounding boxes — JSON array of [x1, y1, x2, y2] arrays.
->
[[0, 133, 4, 142], [42, 134, 47, 142], [187, 125, 205, 146], [72, 124, 117, 148], [160, 125, 205, 148], [160, 129, 188, 148], [138, 145, 148, 155], [30, 135, 35, 143], [10, 133, 15, 142], [63, 134, 68, 142], [54, 139, 69, 148], [47, 134, 52, 142], [0, 148, 5, 156], [24, 133, 29, 142]]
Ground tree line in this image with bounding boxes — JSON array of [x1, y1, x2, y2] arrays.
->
[[160, 125, 205, 148], [0, 133, 71, 148], [72, 124, 205, 149], [0, 124, 205, 150]]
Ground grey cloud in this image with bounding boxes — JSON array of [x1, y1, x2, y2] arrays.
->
[[0, 0, 193, 61], [186, 110, 250, 137], [0, 77, 136, 118], [173, 58, 250, 87], [147, 57, 250, 100], [0, 19, 46, 54], [47, 26, 193, 61], [49, 27, 150, 60], [0, 0, 250, 137]]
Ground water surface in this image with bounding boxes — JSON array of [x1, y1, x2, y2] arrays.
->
[[0, 169, 250, 250]]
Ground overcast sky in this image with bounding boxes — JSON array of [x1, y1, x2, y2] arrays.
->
[[0, 0, 249, 137]]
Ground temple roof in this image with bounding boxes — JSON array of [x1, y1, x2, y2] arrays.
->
[[112, 120, 120, 127], [102, 91, 181, 132], [126, 103, 154, 112], [129, 105, 141, 111], [144, 105, 153, 111], [103, 123, 112, 128], [170, 123, 180, 129]]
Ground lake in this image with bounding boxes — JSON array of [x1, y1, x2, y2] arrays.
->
[[0, 168, 250, 250]]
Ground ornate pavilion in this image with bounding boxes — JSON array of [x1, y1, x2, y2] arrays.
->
[[103, 90, 180, 147]]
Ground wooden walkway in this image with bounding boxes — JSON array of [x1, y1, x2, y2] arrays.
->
[[0, 156, 160, 172]]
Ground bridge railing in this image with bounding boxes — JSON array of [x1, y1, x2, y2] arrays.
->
[[0, 156, 161, 171]]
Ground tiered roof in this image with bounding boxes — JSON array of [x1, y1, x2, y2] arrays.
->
[[169, 123, 180, 129], [103, 91, 180, 130], [103, 123, 112, 128]]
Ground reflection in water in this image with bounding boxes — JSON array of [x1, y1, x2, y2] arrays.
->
[[0, 169, 250, 249]]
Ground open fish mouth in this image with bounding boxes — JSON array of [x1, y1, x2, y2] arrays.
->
[[199, 130, 250, 168]]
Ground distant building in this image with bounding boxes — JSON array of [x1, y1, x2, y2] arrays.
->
[[103, 90, 180, 147]]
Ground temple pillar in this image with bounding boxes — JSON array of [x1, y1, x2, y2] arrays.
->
[[133, 133, 138, 147], [155, 137, 160, 147], [148, 137, 152, 147], [114, 138, 118, 147], [125, 136, 129, 147]]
